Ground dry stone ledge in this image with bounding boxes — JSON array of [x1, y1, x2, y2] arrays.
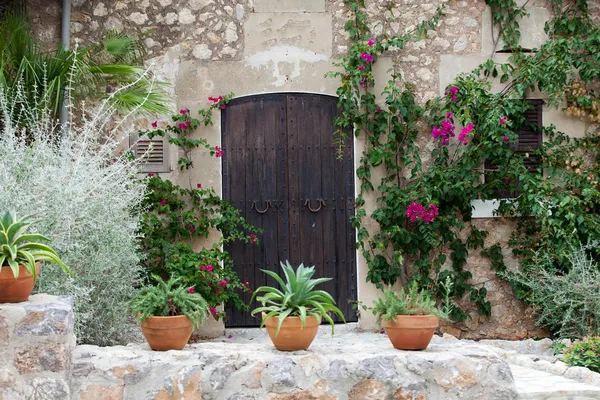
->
[[0, 294, 76, 400], [71, 329, 518, 399]]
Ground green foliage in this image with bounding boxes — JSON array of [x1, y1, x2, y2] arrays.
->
[[333, 0, 600, 330], [0, 210, 70, 279], [129, 275, 209, 330], [137, 102, 260, 321], [0, 12, 170, 128], [251, 261, 345, 336], [501, 243, 600, 339], [563, 337, 600, 373], [372, 283, 449, 323]]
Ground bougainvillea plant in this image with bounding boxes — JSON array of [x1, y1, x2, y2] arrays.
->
[[330, 0, 600, 324], [136, 94, 261, 321]]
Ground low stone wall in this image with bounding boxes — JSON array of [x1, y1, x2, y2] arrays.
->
[[0, 294, 76, 400], [1, 295, 521, 400], [71, 335, 517, 400]]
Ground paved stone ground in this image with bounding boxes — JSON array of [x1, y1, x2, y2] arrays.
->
[[218, 324, 600, 400]]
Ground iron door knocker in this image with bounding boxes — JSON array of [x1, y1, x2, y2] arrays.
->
[[305, 199, 325, 213], [252, 200, 271, 214]]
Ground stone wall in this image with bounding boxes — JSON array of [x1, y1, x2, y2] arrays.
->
[[0, 295, 76, 400], [0, 295, 521, 400], [26, 0, 593, 339]]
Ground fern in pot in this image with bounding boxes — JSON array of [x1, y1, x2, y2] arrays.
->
[[251, 260, 345, 351], [130, 275, 209, 351], [373, 282, 449, 350]]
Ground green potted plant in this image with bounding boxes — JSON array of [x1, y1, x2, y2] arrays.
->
[[130, 275, 209, 351], [372, 283, 449, 350], [0, 210, 71, 303], [251, 261, 345, 351]]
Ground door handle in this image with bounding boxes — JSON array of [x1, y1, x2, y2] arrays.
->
[[252, 200, 271, 214], [305, 199, 325, 213]]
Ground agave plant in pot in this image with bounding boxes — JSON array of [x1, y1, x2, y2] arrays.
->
[[130, 275, 209, 351], [251, 261, 345, 351], [373, 283, 448, 350], [0, 210, 71, 303]]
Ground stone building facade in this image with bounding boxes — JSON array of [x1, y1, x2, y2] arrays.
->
[[28, 0, 598, 338]]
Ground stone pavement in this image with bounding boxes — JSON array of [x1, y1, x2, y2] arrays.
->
[[510, 364, 600, 400]]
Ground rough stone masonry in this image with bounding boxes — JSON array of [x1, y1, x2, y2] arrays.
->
[[2, 295, 519, 400]]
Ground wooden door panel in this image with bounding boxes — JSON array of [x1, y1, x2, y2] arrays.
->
[[223, 93, 357, 327], [223, 94, 288, 326]]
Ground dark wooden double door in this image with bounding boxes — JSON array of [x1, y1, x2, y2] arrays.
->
[[222, 93, 357, 327]]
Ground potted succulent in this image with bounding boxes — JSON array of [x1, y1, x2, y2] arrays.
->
[[0, 210, 71, 303], [251, 261, 345, 351], [130, 275, 209, 351], [372, 283, 448, 350]]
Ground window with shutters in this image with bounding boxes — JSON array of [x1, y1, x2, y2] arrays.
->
[[129, 132, 170, 173], [484, 99, 543, 198]]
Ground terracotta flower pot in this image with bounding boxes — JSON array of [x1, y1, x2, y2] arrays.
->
[[383, 314, 439, 350], [264, 313, 320, 351], [141, 315, 193, 351], [0, 262, 40, 303]]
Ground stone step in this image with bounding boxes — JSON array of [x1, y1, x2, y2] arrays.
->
[[511, 363, 600, 400]]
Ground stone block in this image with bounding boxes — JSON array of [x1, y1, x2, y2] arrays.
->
[[269, 390, 336, 400], [244, 13, 332, 57], [358, 356, 397, 382], [14, 343, 69, 374], [254, 0, 325, 13], [482, 6, 550, 56], [79, 384, 124, 400], [13, 296, 74, 336], [262, 358, 296, 391], [0, 316, 8, 344], [349, 379, 389, 400]]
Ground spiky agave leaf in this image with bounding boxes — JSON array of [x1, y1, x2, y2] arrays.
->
[[251, 260, 345, 336]]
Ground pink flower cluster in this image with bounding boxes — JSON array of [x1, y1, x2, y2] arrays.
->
[[458, 123, 475, 145], [159, 199, 167, 206], [249, 233, 257, 243], [499, 116, 508, 125], [187, 287, 195, 294], [445, 86, 458, 102], [360, 52, 374, 63], [178, 120, 191, 130], [209, 306, 218, 318], [217, 279, 230, 288], [431, 113, 456, 145], [215, 146, 224, 158], [368, 38, 375, 47], [151, 121, 158, 128], [406, 202, 439, 224], [209, 96, 227, 110], [180, 109, 188, 115], [200, 264, 214, 273]]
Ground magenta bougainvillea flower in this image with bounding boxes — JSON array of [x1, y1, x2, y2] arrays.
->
[[360, 52, 374, 63], [406, 202, 439, 223], [197, 183, 202, 189], [159, 199, 167, 206], [368, 38, 375, 46], [215, 146, 225, 158], [180, 109, 188, 114], [499, 116, 508, 125], [151, 121, 158, 128], [458, 123, 475, 144], [187, 287, 195, 294]]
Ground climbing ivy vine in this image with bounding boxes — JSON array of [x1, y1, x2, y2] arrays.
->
[[333, 0, 600, 323]]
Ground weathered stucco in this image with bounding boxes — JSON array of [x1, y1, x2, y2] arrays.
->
[[29, 0, 592, 339]]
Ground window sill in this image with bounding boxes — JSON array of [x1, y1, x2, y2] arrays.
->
[[470, 199, 514, 218]]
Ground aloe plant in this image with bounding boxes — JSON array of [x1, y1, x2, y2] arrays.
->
[[0, 210, 70, 279], [251, 261, 345, 336]]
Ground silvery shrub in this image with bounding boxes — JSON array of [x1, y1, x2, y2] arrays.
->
[[0, 79, 149, 345]]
